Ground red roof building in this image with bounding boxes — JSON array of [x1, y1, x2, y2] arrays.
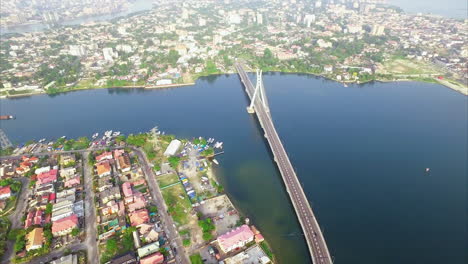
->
[[52, 214, 78, 236], [96, 152, 113, 162], [64, 176, 81, 188], [37, 169, 58, 185], [217, 225, 255, 253], [0, 186, 12, 199], [140, 252, 164, 264], [34, 210, 43, 226], [122, 182, 133, 197], [129, 209, 149, 226]]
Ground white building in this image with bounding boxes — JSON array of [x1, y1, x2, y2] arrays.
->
[[69, 45, 86, 57], [371, 25, 385, 36], [256, 13, 263, 24], [304, 14, 315, 28], [164, 140, 181, 156], [228, 13, 242, 24], [103, 47, 118, 62], [116, 44, 133, 53]]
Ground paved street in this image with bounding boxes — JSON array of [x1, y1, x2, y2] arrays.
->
[[132, 147, 190, 264], [82, 152, 99, 264], [236, 63, 333, 264]]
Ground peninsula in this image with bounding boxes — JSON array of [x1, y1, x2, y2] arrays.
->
[[0, 128, 274, 264]]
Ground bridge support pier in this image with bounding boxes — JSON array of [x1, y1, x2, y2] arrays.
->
[[246, 106, 255, 113]]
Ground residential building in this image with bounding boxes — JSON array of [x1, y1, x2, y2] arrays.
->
[[96, 161, 112, 177], [0, 186, 11, 199], [37, 169, 58, 185], [50, 254, 78, 264], [137, 241, 160, 258], [129, 208, 149, 227], [139, 252, 164, 264], [52, 214, 78, 236], [26, 227, 44, 251]]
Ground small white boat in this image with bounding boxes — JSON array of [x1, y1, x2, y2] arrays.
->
[[425, 168, 430, 172], [60, 136, 66, 139], [213, 159, 219, 165]]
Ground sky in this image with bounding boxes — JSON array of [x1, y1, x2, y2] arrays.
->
[[389, 0, 467, 19]]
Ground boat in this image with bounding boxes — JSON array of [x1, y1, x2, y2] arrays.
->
[[60, 136, 66, 139], [425, 168, 430, 172], [0, 115, 14, 120], [113, 131, 120, 136], [343, 83, 348, 87], [213, 159, 219, 165]]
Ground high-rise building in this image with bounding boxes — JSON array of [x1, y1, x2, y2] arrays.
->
[[304, 14, 315, 28], [256, 13, 263, 24], [69, 45, 86, 57], [371, 25, 385, 36]]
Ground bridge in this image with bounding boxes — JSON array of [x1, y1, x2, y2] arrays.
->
[[235, 63, 332, 264]]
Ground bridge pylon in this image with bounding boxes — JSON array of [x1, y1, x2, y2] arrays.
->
[[247, 69, 270, 114]]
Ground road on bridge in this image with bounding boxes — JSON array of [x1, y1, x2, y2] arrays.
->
[[236, 63, 332, 264]]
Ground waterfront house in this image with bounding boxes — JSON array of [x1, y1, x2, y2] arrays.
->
[[96, 151, 113, 162], [217, 225, 255, 253], [26, 227, 44, 251]]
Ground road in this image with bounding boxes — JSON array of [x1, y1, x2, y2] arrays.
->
[[25, 242, 86, 264], [1, 177, 30, 264], [0, 146, 116, 161], [236, 63, 333, 264], [82, 152, 99, 264], [131, 147, 190, 264]]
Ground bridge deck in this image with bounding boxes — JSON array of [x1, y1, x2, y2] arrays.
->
[[236, 63, 332, 264]]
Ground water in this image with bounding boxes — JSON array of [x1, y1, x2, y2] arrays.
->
[[1, 74, 466, 264], [389, 0, 467, 19], [0, 0, 153, 35]]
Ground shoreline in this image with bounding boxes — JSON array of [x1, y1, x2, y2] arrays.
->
[[1, 71, 466, 100]]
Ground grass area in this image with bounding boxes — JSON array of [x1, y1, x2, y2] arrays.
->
[[0, 217, 10, 259], [379, 58, 440, 75], [156, 173, 179, 188], [161, 184, 192, 225], [7, 89, 37, 95], [189, 254, 204, 264], [260, 241, 274, 260]]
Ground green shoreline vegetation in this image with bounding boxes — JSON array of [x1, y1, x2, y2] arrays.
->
[[1, 68, 465, 99]]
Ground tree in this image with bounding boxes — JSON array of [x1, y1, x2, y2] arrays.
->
[[168, 156, 180, 169], [71, 228, 80, 237], [45, 204, 53, 214], [106, 238, 118, 255]]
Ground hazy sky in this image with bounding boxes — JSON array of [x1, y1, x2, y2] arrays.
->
[[389, 0, 467, 19]]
